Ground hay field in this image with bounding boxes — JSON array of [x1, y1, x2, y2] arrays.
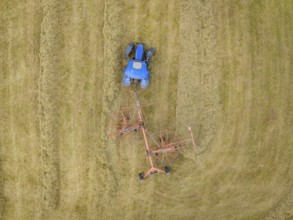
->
[[0, 0, 292, 219]]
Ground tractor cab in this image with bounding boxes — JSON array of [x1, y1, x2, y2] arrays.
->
[[122, 43, 155, 89], [123, 60, 149, 88]]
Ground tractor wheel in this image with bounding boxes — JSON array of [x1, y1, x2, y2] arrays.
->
[[138, 172, 144, 181], [164, 166, 171, 175], [146, 48, 155, 63], [125, 43, 135, 58]]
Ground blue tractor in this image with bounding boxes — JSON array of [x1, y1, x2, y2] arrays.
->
[[122, 43, 155, 89]]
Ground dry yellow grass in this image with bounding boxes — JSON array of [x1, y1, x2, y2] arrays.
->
[[0, 0, 292, 219]]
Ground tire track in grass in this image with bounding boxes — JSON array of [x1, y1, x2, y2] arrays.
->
[[0, 2, 8, 217], [1, 1, 43, 219], [206, 2, 267, 218], [144, 0, 179, 131], [15, 1, 43, 218], [0, 146, 4, 218], [176, 0, 219, 151], [262, 0, 293, 218], [263, 187, 293, 220], [98, 0, 124, 218], [204, 1, 293, 219], [77, 1, 109, 219], [60, 0, 83, 215], [0, 149, 4, 218], [54, 1, 108, 219], [165, 0, 180, 131], [39, 0, 62, 210], [243, 1, 293, 218], [0, 30, 7, 220], [53, 1, 96, 219]]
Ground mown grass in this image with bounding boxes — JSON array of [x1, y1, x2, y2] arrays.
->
[[0, 0, 292, 219]]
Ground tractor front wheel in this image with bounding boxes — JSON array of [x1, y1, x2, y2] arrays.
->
[[125, 43, 135, 58]]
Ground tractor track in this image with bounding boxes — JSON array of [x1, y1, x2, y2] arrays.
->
[[56, 1, 95, 218], [39, 0, 62, 211], [53, 0, 119, 219], [96, 0, 125, 218], [0, 2, 7, 218], [176, 0, 219, 152], [263, 186, 293, 220], [1, 0, 44, 219]]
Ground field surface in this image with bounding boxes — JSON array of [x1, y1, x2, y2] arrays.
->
[[0, 0, 292, 219]]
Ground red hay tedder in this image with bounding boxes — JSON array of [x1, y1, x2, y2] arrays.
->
[[108, 89, 196, 181]]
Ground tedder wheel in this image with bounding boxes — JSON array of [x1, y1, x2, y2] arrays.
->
[[149, 130, 183, 167], [164, 166, 171, 175], [107, 108, 137, 137], [138, 172, 144, 181]]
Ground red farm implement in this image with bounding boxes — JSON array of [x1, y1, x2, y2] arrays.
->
[[108, 89, 196, 181]]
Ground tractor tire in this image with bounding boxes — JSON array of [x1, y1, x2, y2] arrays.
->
[[164, 166, 171, 175], [146, 48, 155, 63], [125, 43, 135, 58], [138, 172, 144, 181]]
